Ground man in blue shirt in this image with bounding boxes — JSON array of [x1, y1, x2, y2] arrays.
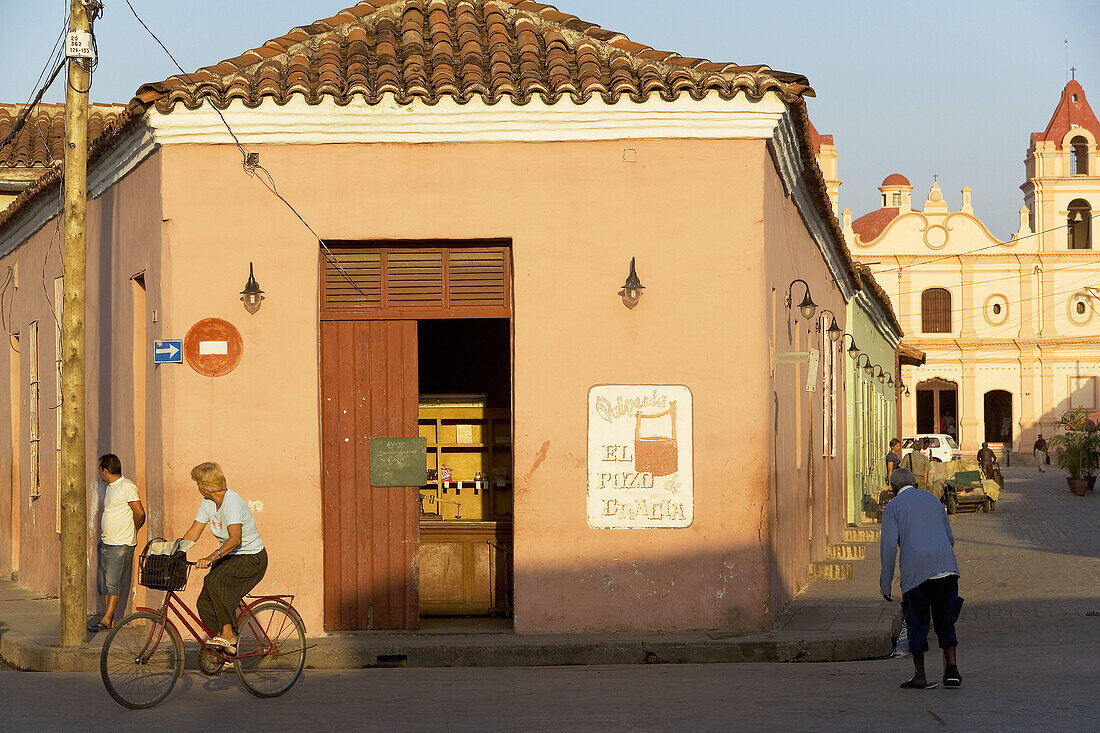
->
[[880, 468, 962, 689]]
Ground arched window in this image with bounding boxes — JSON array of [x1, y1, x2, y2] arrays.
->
[[922, 288, 952, 333], [1070, 136, 1089, 175], [1068, 198, 1092, 250]]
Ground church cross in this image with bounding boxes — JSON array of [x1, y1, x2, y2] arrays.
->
[[1071, 66, 1077, 80]]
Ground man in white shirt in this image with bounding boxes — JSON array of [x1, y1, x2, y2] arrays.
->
[[89, 454, 146, 631]]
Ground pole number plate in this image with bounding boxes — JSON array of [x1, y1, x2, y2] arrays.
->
[[67, 31, 95, 59]]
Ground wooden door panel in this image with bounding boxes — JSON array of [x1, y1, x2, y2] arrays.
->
[[321, 320, 419, 630]]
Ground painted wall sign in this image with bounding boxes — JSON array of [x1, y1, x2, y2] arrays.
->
[[184, 318, 243, 377], [587, 385, 693, 529]]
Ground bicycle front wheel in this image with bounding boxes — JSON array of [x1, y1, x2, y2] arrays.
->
[[235, 601, 307, 697], [100, 611, 183, 709]]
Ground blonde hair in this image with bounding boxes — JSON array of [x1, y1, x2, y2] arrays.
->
[[190, 461, 227, 492]]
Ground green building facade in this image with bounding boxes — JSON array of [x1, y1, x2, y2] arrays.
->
[[845, 274, 904, 524]]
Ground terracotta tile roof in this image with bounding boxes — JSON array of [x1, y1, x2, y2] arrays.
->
[[0, 103, 126, 169], [880, 173, 910, 187], [1032, 80, 1100, 149], [788, 102, 861, 294], [0, 103, 140, 227], [133, 0, 814, 112], [853, 264, 902, 338], [806, 117, 833, 154], [851, 207, 900, 242], [5, 2, 856, 302]]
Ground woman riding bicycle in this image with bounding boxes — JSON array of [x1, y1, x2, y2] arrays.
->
[[181, 461, 267, 653]]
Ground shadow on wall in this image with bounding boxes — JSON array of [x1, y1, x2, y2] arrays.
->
[[315, 540, 824, 633]]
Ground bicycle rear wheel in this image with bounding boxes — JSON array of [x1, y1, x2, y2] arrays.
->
[[100, 611, 183, 709], [235, 601, 307, 697]]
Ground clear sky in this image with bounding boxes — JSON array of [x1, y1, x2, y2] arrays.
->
[[1, 0, 1097, 236]]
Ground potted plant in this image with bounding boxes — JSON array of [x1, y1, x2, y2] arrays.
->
[[1047, 407, 1098, 496]]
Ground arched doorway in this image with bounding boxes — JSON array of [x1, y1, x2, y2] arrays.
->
[[984, 390, 1013, 444], [916, 378, 958, 443]]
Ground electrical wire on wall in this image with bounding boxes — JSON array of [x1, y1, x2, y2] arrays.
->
[[121, 0, 391, 304]]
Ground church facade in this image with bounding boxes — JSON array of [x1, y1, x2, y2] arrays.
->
[[836, 80, 1100, 455]]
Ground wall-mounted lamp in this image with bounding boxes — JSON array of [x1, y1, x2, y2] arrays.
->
[[817, 309, 843, 342], [896, 380, 910, 397], [886, 374, 895, 388], [841, 333, 860, 359], [240, 261, 264, 315], [620, 257, 645, 309], [855, 353, 872, 375], [785, 278, 817, 320]]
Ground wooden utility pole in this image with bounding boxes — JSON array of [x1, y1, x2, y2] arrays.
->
[[60, 0, 93, 648]]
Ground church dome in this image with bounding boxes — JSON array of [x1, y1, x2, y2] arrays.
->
[[881, 173, 911, 187]]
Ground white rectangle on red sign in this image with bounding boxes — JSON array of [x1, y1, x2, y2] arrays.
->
[[198, 341, 229, 355]]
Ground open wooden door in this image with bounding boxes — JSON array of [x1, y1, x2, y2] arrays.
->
[[320, 320, 419, 630]]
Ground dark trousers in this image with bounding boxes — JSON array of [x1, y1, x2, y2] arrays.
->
[[197, 549, 267, 635], [903, 574, 960, 653]]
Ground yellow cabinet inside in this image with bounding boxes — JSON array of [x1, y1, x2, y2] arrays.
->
[[417, 396, 513, 616], [417, 396, 512, 521]]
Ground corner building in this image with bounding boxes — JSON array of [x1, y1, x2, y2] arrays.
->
[[0, 1, 865, 634]]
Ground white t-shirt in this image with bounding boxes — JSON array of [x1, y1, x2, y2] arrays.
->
[[195, 489, 265, 555], [101, 477, 141, 546]]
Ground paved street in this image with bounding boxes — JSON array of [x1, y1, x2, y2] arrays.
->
[[1, 468, 1096, 731]]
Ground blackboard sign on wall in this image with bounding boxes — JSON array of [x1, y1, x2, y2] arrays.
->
[[369, 437, 428, 487]]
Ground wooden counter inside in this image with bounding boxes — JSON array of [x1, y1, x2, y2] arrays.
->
[[418, 520, 512, 616]]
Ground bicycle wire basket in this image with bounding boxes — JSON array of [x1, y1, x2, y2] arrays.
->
[[139, 538, 192, 592]]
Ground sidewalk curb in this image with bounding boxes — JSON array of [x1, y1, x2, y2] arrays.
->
[[0, 609, 899, 672], [0, 631, 99, 672]]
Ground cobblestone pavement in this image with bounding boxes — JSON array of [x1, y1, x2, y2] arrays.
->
[[949, 466, 1100, 623], [0, 467, 1095, 731]]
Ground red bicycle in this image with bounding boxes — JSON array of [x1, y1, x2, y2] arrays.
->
[[100, 538, 309, 709]]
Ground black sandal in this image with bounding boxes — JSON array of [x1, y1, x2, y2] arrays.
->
[[944, 666, 962, 688]]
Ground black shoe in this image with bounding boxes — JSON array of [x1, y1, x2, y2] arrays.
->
[[944, 665, 961, 688]]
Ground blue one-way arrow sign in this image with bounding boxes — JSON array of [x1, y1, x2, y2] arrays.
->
[[153, 339, 183, 364]]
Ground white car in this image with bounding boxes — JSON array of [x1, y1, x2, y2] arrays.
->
[[901, 434, 963, 463]]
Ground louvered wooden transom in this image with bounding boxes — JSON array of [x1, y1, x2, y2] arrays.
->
[[322, 246, 511, 318]]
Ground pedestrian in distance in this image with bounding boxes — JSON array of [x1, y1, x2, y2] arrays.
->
[[885, 438, 903, 484], [89, 454, 146, 631], [880, 467, 963, 690], [976, 442, 997, 480], [901, 438, 932, 492], [1033, 434, 1047, 472]]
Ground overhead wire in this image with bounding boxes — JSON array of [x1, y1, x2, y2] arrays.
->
[[122, 0, 372, 302], [867, 211, 1100, 275], [890, 252, 1100, 297]]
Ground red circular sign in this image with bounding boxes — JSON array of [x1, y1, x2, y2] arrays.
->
[[184, 318, 243, 377]]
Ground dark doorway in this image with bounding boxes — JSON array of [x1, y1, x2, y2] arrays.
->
[[984, 390, 1013, 443], [417, 319, 513, 619], [917, 390, 935, 433], [915, 378, 959, 444]]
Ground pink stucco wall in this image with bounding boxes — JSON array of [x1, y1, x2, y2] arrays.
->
[[763, 161, 849, 612], [2, 132, 850, 634], [0, 152, 164, 608]]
